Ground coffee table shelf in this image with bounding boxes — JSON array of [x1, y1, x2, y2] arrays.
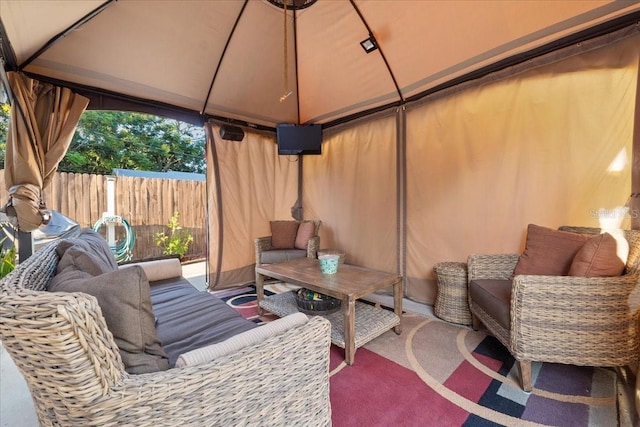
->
[[260, 291, 400, 350]]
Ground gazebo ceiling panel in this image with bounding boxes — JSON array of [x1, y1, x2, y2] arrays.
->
[[0, 0, 638, 127]]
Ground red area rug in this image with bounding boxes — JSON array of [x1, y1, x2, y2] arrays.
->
[[215, 285, 621, 426]]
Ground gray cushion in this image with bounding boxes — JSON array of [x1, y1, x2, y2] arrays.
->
[[49, 265, 169, 374], [260, 248, 307, 264], [469, 279, 512, 330], [149, 277, 256, 367], [56, 228, 118, 274]]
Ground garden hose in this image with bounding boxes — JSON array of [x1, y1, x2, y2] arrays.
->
[[92, 216, 135, 263]]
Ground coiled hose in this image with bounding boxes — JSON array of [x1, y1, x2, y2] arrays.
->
[[92, 216, 135, 263]]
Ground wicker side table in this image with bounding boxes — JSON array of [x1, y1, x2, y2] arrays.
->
[[433, 261, 472, 326]]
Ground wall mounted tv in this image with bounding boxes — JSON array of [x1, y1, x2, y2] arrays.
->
[[276, 124, 322, 155]]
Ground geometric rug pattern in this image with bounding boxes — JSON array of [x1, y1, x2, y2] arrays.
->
[[214, 284, 618, 426]]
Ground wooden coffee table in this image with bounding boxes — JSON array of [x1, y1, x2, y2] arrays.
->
[[256, 258, 402, 365]]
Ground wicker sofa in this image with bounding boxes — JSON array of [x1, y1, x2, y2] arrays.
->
[[468, 225, 640, 391], [0, 231, 332, 426]]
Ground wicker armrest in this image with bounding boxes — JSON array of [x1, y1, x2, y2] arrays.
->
[[104, 316, 332, 426], [254, 236, 273, 265], [254, 236, 273, 251], [467, 253, 519, 281], [510, 273, 640, 366], [307, 235, 320, 258]]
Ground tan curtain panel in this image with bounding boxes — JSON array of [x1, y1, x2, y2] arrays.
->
[[3, 72, 89, 231], [206, 123, 297, 289], [303, 115, 398, 274], [405, 34, 639, 304]]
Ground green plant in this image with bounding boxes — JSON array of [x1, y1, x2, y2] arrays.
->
[[0, 236, 16, 278], [155, 211, 194, 259]]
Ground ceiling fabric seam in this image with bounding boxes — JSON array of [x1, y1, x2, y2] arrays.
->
[[348, 0, 403, 103], [20, 0, 116, 70], [201, 0, 250, 115], [405, 22, 640, 114]]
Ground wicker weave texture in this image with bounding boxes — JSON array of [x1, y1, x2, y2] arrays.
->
[[468, 226, 640, 389], [260, 291, 400, 349], [433, 262, 471, 325], [1, 240, 332, 426], [254, 220, 322, 267]]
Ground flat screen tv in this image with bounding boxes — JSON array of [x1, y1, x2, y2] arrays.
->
[[277, 124, 322, 155]]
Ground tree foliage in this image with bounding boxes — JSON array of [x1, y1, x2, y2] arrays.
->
[[0, 104, 206, 175], [60, 111, 205, 174]]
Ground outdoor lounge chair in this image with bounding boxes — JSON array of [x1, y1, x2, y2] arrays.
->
[[254, 219, 321, 269], [467, 226, 640, 391]]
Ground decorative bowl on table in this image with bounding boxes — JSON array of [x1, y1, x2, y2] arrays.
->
[[294, 288, 341, 315], [318, 254, 340, 274]]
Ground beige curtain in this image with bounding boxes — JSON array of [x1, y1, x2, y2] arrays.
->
[[404, 33, 639, 304], [204, 32, 638, 308], [3, 72, 89, 231], [303, 114, 398, 274], [206, 122, 297, 289]]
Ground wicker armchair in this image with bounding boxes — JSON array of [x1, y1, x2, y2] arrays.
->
[[254, 220, 321, 268], [468, 226, 640, 392], [0, 241, 332, 426]]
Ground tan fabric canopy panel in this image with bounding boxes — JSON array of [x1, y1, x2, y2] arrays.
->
[[207, 31, 638, 305], [303, 114, 399, 273], [206, 124, 297, 288], [405, 33, 639, 304]]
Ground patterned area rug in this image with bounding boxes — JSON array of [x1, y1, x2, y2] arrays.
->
[[214, 284, 619, 427]]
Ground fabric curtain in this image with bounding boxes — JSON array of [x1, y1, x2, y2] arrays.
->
[[3, 72, 89, 231], [206, 122, 297, 289], [404, 34, 639, 304], [303, 114, 398, 274]]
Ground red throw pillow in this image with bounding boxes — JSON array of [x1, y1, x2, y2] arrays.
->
[[513, 224, 591, 276], [270, 221, 299, 249], [568, 232, 628, 277], [294, 221, 316, 250]]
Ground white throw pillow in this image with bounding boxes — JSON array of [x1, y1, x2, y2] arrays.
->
[[120, 258, 182, 282], [175, 312, 309, 368]]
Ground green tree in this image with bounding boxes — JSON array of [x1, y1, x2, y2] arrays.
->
[[59, 111, 205, 174]]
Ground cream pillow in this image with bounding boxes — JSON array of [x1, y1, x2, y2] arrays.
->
[[120, 258, 182, 282], [175, 312, 308, 367]]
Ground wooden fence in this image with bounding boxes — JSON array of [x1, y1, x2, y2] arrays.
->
[[0, 171, 207, 261]]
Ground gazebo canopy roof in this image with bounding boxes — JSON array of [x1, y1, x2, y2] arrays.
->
[[1, 0, 639, 128]]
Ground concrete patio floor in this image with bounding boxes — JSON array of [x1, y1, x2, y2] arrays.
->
[[0, 261, 207, 427]]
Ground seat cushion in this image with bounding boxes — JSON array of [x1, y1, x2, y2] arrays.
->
[[150, 278, 256, 367], [260, 248, 307, 264], [175, 312, 308, 367], [469, 279, 512, 330]]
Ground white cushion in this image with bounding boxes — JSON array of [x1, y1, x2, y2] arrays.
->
[[175, 312, 309, 368], [120, 258, 182, 282]]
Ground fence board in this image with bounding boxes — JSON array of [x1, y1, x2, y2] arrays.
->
[[0, 171, 206, 261]]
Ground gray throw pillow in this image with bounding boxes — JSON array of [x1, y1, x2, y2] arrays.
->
[[56, 228, 119, 272], [48, 265, 169, 374]]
